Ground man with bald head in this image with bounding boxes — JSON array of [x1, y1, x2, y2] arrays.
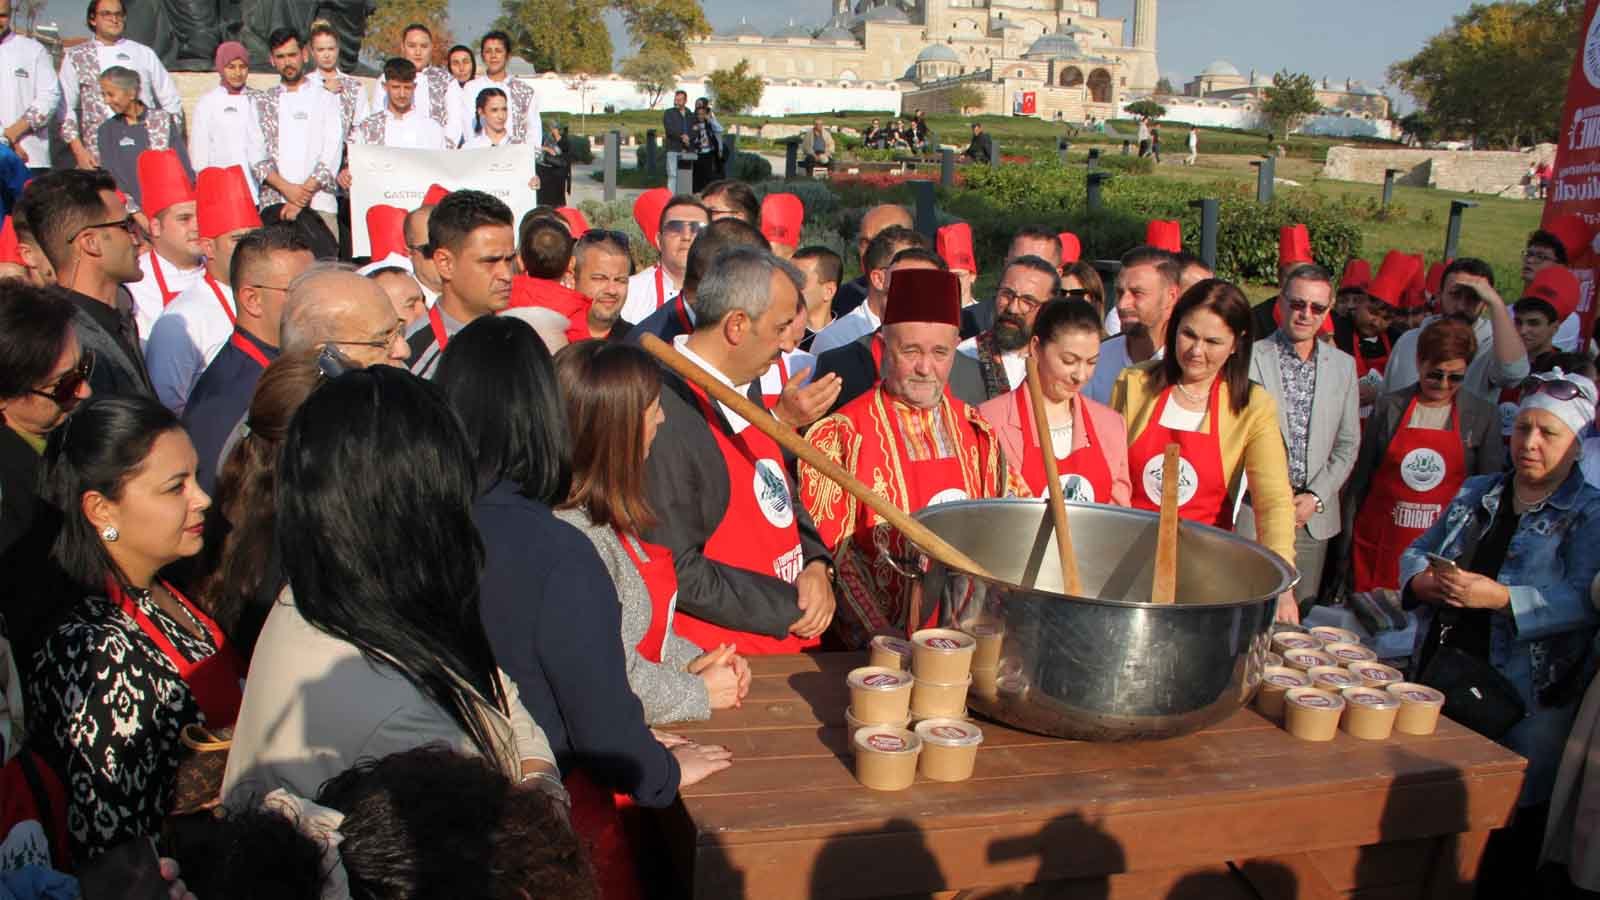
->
[[280, 264, 411, 365], [831, 203, 912, 318]]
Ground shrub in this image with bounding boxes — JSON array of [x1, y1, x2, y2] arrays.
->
[[728, 151, 772, 183], [566, 136, 595, 165], [578, 199, 657, 271]]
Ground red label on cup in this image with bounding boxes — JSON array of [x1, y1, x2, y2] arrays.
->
[[1333, 647, 1367, 659], [926, 637, 964, 650], [1354, 666, 1395, 681], [1296, 694, 1334, 708], [1401, 690, 1437, 703], [1278, 636, 1319, 649], [1318, 673, 1357, 686], [1349, 692, 1387, 706], [1265, 674, 1304, 688], [866, 734, 907, 751], [930, 725, 967, 740], [862, 673, 902, 687]]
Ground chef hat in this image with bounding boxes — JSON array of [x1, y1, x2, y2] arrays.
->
[[1338, 258, 1371, 293], [1278, 224, 1312, 267], [935, 222, 976, 274], [1519, 264, 1581, 321], [761, 193, 805, 250], [632, 187, 672, 248], [1425, 260, 1450, 297], [556, 206, 589, 237], [0, 217, 20, 265], [422, 184, 450, 206], [366, 204, 408, 261], [1365, 251, 1419, 308], [196, 166, 262, 239], [1144, 219, 1181, 253], [1544, 213, 1593, 263], [137, 149, 195, 218], [1403, 255, 1428, 310], [1518, 369, 1598, 437], [1057, 231, 1081, 264], [882, 268, 960, 328]]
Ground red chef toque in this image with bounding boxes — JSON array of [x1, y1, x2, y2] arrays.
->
[[882, 267, 961, 327], [761, 193, 805, 250], [556, 206, 589, 237], [1544, 213, 1593, 264], [936, 222, 977, 274], [1145, 219, 1181, 253], [0, 217, 19, 265], [1521, 265, 1581, 321], [1365, 251, 1419, 308], [1058, 231, 1081, 264], [422, 184, 450, 206], [1402, 255, 1428, 310], [1278, 224, 1312, 267], [196, 166, 263, 239], [633, 187, 672, 248], [137, 149, 195, 218], [1425, 260, 1450, 297], [1338, 258, 1371, 292], [366, 204, 407, 261]]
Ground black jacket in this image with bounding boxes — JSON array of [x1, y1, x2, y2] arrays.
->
[[813, 332, 990, 414], [831, 275, 869, 319], [642, 371, 830, 639], [961, 300, 995, 340], [662, 107, 693, 152], [68, 289, 154, 399]]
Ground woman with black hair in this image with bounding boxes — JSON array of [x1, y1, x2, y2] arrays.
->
[[27, 394, 243, 859], [537, 120, 573, 207], [220, 365, 561, 809]]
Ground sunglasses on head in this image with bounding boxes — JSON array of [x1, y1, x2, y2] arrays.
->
[[1286, 298, 1331, 316], [1421, 369, 1466, 385], [577, 229, 631, 250], [1519, 376, 1595, 403], [30, 350, 95, 408]]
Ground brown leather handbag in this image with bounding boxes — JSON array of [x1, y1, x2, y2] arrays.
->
[[169, 724, 232, 816]]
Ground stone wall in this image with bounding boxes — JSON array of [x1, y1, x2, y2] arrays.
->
[[1321, 144, 1557, 198]]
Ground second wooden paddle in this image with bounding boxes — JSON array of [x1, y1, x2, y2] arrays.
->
[[1023, 356, 1084, 595], [1151, 442, 1182, 604]]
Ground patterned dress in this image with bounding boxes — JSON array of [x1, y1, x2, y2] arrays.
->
[[26, 592, 221, 860]]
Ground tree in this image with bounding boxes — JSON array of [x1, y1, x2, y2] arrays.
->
[[363, 0, 454, 66], [1389, 0, 1583, 147], [495, 0, 613, 74], [614, 0, 712, 68], [1399, 111, 1439, 146], [15, 0, 44, 31], [1260, 70, 1322, 135], [621, 46, 682, 108], [707, 59, 763, 115], [1154, 77, 1176, 96], [1125, 99, 1167, 120], [946, 84, 984, 114]]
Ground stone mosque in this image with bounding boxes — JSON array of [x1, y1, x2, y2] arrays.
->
[[686, 0, 1159, 121]]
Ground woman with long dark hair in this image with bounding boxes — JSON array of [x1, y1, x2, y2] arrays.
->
[[28, 394, 243, 859], [1111, 279, 1298, 621], [220, 366, 560, 807]]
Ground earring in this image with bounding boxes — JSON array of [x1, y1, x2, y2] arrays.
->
[[101, 525, 119, 542]]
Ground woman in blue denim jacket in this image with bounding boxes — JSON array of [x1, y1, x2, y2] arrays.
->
[[1400, 372, 1600, 886]]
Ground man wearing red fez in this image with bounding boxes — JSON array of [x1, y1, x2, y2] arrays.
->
[[146, 165, 263, 414], [1334, 253, 1403, 419], [760, 193, 804, 260], [622, 194, 709, 324], [1249, 224, 1313, 340], [405, 190, 516, 379], [641, 246, 836, 654], [189, 41, 266, 196], [801, 267, 1027, 648], [127, 150, 203, 343], [1333, 258, 1371, 318], [958, 255, 1062, 401], [1379, 257, 1529, 405]]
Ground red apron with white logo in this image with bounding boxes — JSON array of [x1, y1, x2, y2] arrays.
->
[[618, 530, 678, 663], [674, 383, 818, 655], [108, 579, 244, 727], [1350, 396, 1466, 592], [882, 399, 973, 633], [1013, 390, 1114, 503], [1127, 379, 1231, 528]]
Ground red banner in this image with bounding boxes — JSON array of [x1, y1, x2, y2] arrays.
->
[[1544, 0, 1600, 346]]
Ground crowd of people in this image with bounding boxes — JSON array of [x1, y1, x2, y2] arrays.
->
[[0, 3, 1599, 896]]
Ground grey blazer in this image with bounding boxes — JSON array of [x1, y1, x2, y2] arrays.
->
[[1247, 334, 1362, 541]]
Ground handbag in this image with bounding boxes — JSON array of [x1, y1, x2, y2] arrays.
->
[[1417, 645, 1526, 740], [169, 724, 231, 816]]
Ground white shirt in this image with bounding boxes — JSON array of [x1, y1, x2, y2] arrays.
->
[[266, 82, 343, 214], [810, 299, 882, 357], [1554, 312, 1581, 353], [1380, 314, 1530, 403], [460, 74, 540, 145], [1085, 334, 1164, 405], [957, 337, 1025, 390], [145, 275, 236, 414], [188, 85, 266, 198], [358, 106, 450, 149], [674, 334, 755, 433], [0, 30, 61, 166], [127, 249, 204, 348], [59, 37, 180, 137], [623, 264, 681, 325], [371, 67, 463, 146]]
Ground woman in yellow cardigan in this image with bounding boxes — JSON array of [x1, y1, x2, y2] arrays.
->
[[1112, 279, 1299, 622]]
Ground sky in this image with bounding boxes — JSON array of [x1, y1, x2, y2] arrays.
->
[[36, 0, 1479, 104]]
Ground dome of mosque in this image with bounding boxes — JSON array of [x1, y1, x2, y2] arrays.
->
[[1200, 59, 1241, 77], [721, 21, 763, 38], [916, 43, 960, 62], [817, 24, 855, 41], [770, 22, 815, 39], [1024, 32, 1087, 59]]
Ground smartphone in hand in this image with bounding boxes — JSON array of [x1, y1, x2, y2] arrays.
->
[[1425, 552, 1459, 572]]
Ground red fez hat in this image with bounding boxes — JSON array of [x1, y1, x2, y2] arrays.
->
[[1338, 258, 1371, 292], [422, 184, 450, 206], [1145, 219, 1181, 253], [1058, 231, 1081, 264], [1402, 255, 1428, 310], [1278, 224, 1312, 267], [556, 206, 589, 237], [761, 193, 805, 250], [1425, 260, 1450, 297], [1544, 213, 1594, 263], [366, 204, 407, 261], [936, 222, 977, 274], [633, 187, 672, 248], [882, 267, 961, 328], [1366, 251, 1419, 308], [196, 166, 262, 239], [1522, 264, 1581, 321], [0, 217, 20, 265], [137, 149, 195, 217]]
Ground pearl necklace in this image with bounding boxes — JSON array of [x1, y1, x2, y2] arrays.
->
[[1174, 380, 1209, 404]]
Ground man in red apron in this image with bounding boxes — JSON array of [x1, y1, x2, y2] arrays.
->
[[127, 149, 203, 342], [800, 269, 1027, 650], [621, 192, 706, 325], [404, 190, 516, 379], [642, 245, 836, 655]]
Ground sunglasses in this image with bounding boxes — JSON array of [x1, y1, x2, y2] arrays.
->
[[1286, 298, 1331, 316], [31, 350, 95, 408], [661, 220, 706, 238], [577, 229, 630, 250], [1519, 377, 1595, 403], [1421, 369, 1467, 385], [69, 216, 140, 244]]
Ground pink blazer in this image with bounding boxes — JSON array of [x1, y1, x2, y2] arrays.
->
[[978, 387, 1133, 507]]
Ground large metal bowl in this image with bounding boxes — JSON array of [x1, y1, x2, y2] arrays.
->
[[914, 499, 1297, 741]]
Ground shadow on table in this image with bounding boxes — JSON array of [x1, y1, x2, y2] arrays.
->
[[787, 669, 848, 728], [809, 816, 945, 899], [1364, 744, 1475, 900]]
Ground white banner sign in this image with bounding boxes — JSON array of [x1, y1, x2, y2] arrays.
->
[[347, 143, 537, 258]]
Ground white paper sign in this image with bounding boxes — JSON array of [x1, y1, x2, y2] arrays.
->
[[347, 143, 538, 258]]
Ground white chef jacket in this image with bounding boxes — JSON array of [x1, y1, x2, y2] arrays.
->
[[460, 74, 540, 145], [370, 66, 463, 146], [0, 30, 60, 166], [145, 274, 237, 415], [354, 107, 451, 150], [59, 38, 181, 150], [256, 81, 343, 215], [622, 264, 680, 326], [188, 85, 266, 199], [127, 249, 204, 349]]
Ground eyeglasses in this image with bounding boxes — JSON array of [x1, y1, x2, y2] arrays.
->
[[1421, 369, 1467, 385], [577, 229, 630, 250], [29, 351, 95, 408], [1286, 297, 1331, 316], [248, 283, 291, 293], [1523, 248, 1559, 264], [996, 286, 1046, 312], [69, 216, 139, 244], [329, 321, 405, 351], [661, 220, 706, 238], [1519, 376, 1596, 403]]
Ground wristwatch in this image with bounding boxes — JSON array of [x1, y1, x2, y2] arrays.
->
[[1296, 490, 1325, 514]]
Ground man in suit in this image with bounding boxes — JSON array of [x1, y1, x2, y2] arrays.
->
[[1241, 263, 1360, 608], [662, 90, 694, 189]]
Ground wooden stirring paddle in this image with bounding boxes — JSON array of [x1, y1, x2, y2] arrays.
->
[[1024, 356, 1084, 596], [1151, 443, 1182, 604]]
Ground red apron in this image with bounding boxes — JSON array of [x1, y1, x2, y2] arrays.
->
[[565, 770, 643, 900], [204, 273, 235, 326], [886, 401, 972, 632], [228, 330, 272, 370], [108, 579, 244, 728], [427, 303, 450, 352], [654, 266, 667, 310], [1127, 379, 1232, 528], [1014, 390, 1114, 503], [673, 383, 818, 655], [618, 530, 678, 663], [672, 295, 692, 334], [1353, 333, 1391, 420], [758, 355, 789, 409], [149, 251, 179, 305], [1350, 396, 1467, 592]]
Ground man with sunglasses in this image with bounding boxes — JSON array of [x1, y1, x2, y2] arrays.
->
[[1243, 263, 1359, 609], [621, 195, 708, 326], [16, 169, 152, 399], [1380, 257, 1529, 406], [58, 0, 181, 171]]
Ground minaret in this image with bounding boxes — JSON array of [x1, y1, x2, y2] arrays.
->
[[1133, 0, 1156, 50]]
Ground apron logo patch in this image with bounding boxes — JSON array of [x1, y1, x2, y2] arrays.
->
[[1400, 447, 1446, 492], [1498, 401, 1519, 434], [753, 458, 794, 528], [1142, 455, 1198, 507], [1061, 474, 1095, 504], [928, 488, 970, 506]]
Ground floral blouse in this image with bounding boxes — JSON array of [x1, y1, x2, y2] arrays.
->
[[26, 591, 219, 860]]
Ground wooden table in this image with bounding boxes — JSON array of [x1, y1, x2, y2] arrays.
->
[[660, 653, 1526, 900]]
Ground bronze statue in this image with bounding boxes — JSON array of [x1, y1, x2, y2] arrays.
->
[[125, 0, 374, 73]]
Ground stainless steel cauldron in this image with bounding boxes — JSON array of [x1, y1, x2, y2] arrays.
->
[[914, 499, 1297, 741]]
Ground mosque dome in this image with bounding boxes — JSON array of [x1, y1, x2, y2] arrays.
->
[[916, 43, 960, 62], [721, 21, 763, 38], [1200, 59, 1241, 77], [817, 24, 855, 41], [1024, 32, 1087, 60], [770, 22, 815, 39]]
